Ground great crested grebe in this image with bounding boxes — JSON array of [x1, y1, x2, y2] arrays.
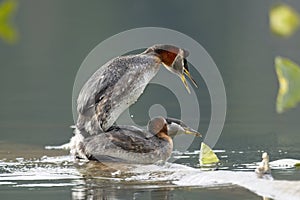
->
[[70, 44, 199, 163], [76, 44, 197, 135], [75, 117, 200, 163]]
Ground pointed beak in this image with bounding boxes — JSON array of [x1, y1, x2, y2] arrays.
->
[[166, 117, 202, 137], [183, 127, 202, 137], [180, 74, 191, 94], [184, 67, 198, 88]]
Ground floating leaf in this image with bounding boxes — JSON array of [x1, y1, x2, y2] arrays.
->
[[270, 4, 299, 37], [275, 57, 300, 113], [199, 142, 219, 166], [0, 0, 18, 44]]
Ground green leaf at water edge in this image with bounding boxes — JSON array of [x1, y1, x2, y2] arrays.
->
[[275, 57, 300, 113], [199, 142, 219, 166]]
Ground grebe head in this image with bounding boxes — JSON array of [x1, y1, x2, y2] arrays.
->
[[147, 117, 168, 135], [147, 117, 201, 137], [145, 44, 197, 93]]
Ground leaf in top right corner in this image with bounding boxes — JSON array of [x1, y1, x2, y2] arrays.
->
[[270, 4, 300, 37], [275, 57, 300, 113]]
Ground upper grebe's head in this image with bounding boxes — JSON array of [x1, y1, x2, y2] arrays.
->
[[144, 44, 197, 93]]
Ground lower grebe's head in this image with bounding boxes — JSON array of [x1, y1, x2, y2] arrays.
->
[[144, 44, 197, 93], [147, 117, 168, 135], [147, 117, 201, 138]]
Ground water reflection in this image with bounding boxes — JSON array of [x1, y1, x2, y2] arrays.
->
[[71, 161, 174, 200], [1, 144, 300, 200], [71, 180, 174, 200]]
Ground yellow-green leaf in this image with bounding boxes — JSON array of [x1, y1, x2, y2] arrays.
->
[[199, 142, 219, 166], [275, 57, 300, 113], [0, 0, 18, 44], [270, 4, 300, 37]]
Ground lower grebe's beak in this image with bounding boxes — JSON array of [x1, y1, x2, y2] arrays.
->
[[166, 117, 202, 137], [182, 127, 202, 137]]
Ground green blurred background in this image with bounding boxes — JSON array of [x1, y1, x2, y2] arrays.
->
[[1, 0, 300, 150]]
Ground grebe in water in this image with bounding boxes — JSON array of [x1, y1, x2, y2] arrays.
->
[[77, 117, 200, 164], [71, 44, 199, 163]]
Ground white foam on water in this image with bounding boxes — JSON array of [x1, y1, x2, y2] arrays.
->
[[173, 155, 190, 159], [0, 181, 16, 185], [213, 150, 226, 153], [1, 154, 300, 200], [123, 162, 300, 200], [0, 155, 81, 181], [45, 143, 70, 150], [242, 159, 300, 170], [269, 159, 300, 169], [14, 183, 78, 188], [0, 171, 80, 181]]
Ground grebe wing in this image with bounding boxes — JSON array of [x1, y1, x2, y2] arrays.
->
[[77, 55, 160, 132], [106, 127, 157, 153], [77, 55, 160, 134], [77, 57, 126, 115], [109, 134, 155, 153], [83, 127, 157, 155], [108, 125, 153, 138]]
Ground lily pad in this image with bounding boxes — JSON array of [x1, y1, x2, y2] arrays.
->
[[275, 57, 300, 113], [199, 142, 219, 166], [270, 4, 299, 37]]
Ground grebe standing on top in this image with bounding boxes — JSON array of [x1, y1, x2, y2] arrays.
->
[[76, 44, 197, 135], [71, 44, 198, 162]]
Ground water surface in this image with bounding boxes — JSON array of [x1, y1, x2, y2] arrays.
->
[[1, 143, 299, 200]]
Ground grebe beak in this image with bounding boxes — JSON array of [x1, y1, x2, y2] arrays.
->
[[180, 74, 191, 94], [166, 117, 202, 137], [183, 67, 198, 88], [179, 56, 198, 94], [180, 69, 198, 94], [183, 127, 202, 137], [183, 58, 198, 89]]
